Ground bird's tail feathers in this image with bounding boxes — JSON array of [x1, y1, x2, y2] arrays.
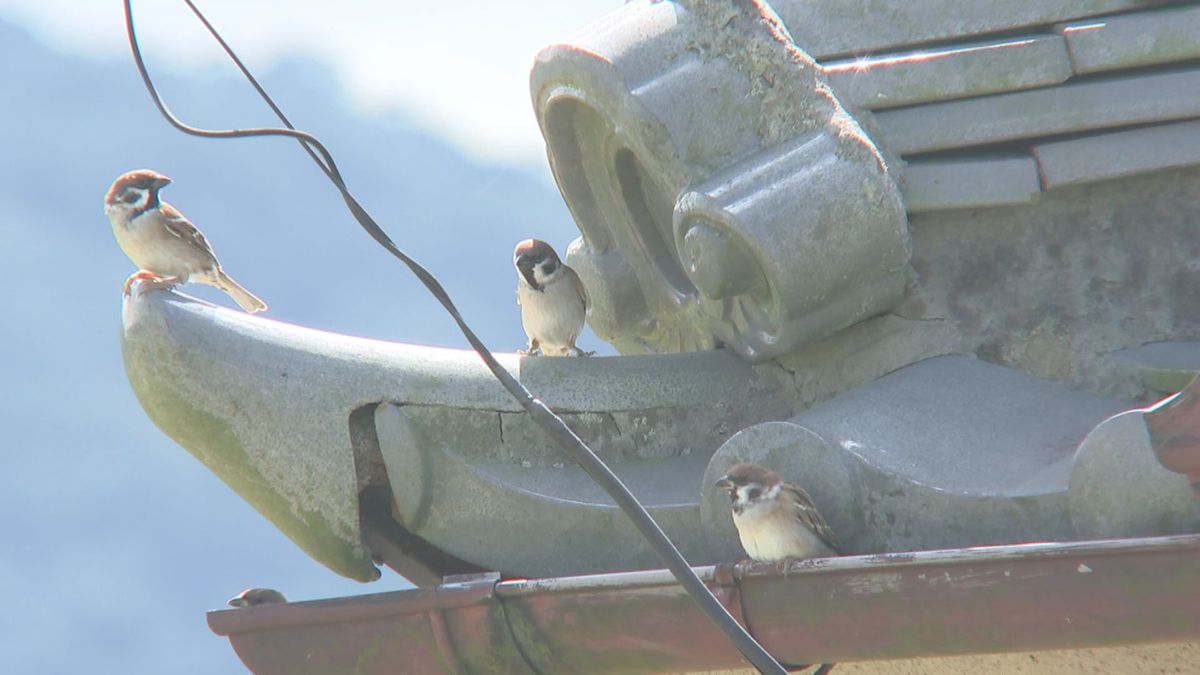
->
[[210, 269, 268, 313]]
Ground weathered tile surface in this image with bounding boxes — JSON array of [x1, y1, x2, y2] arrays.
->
[[825, 36, 1072, 110], [875, 68, 1200, 154], [779, 0, 1153, 59], [901, 156, 1042, 212], [1058, 4, 1200, 74], [1033, 119, 1200, 188]]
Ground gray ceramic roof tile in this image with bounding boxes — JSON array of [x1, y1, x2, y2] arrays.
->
[[825, 36, 1073, 110], [1033, 119, 1200, 188], [778, 0, 1152, 59], [875, 68, 1200, 154], [901, 156, 1042, 212], [1058, 4, 1200, 74]]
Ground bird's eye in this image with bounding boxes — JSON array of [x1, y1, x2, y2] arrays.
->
[[747, 487, 762, 501], [122, 190, 141, 204]]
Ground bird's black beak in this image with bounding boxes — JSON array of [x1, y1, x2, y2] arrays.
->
[[154, 175, 172, 189], [714, 476, 734, 491]]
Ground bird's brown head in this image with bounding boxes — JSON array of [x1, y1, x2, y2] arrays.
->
[[514, 238, 563, 291], [715, 462, 784, 512], [227, 587, 287, 608], [105, 169, 171, 218]]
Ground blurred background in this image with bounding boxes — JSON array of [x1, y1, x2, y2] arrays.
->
[[0, 1, 614, 672]]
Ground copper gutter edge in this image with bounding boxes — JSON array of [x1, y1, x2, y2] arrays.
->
[[207, 572, 499, 636], [208, 535, 1200, 673], [490, 533, 1200, 596], [208, 534, 1200, 633]]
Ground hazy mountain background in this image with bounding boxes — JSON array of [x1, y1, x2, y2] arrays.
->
[[0, 16, 607, 674]]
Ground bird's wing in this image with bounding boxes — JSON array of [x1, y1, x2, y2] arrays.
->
[[783, 482, 841, 553], [159, 203, 219, 261]]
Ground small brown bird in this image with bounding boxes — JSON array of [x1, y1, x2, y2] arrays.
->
[[514, 239, 588, 356], [227, 588, 287, 608], [105, 169, 267, 313], [715, 462, 841, 561]]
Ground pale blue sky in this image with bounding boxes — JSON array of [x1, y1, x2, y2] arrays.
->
[[0, 0, 615, 164]]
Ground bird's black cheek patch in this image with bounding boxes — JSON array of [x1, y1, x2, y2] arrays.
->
[[518, 263, 542, 291], [129, 200, 156, 221]]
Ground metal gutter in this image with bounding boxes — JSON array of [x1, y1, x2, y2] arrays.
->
[[209, 534, 1200, 674]]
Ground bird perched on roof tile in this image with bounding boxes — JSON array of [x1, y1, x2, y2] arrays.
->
[[514, 239, 588, 356], [105, 169, 267, 313], [715, 462, 841, 562], [227, 588, 287, 608]]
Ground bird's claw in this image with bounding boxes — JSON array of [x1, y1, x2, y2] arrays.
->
[[123, 270, 161, 297]]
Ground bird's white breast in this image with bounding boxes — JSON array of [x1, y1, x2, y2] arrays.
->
[[108, 207, 197, 278], [517, 274, 585, 355], [732, 498, 833, 562]]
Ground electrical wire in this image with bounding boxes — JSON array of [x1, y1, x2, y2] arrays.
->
[[122, 2, 795, 673]]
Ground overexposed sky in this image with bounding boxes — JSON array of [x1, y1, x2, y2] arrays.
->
[[0, 0, 616, 165]]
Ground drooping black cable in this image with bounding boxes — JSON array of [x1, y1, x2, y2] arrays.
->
[[178, 0, 331, 179], [122, 2, 791, 673]]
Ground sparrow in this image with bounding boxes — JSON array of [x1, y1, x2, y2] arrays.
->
[[227, 588, 287, 608], [715, 462, 841, 562], [514, 238, 588, 356], [104, 169, 267, 313]]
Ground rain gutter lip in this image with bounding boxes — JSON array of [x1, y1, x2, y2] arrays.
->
[[207, 573, 499, 637], [495, 533, 1200, 596], [208, 534, 1200, 635]]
